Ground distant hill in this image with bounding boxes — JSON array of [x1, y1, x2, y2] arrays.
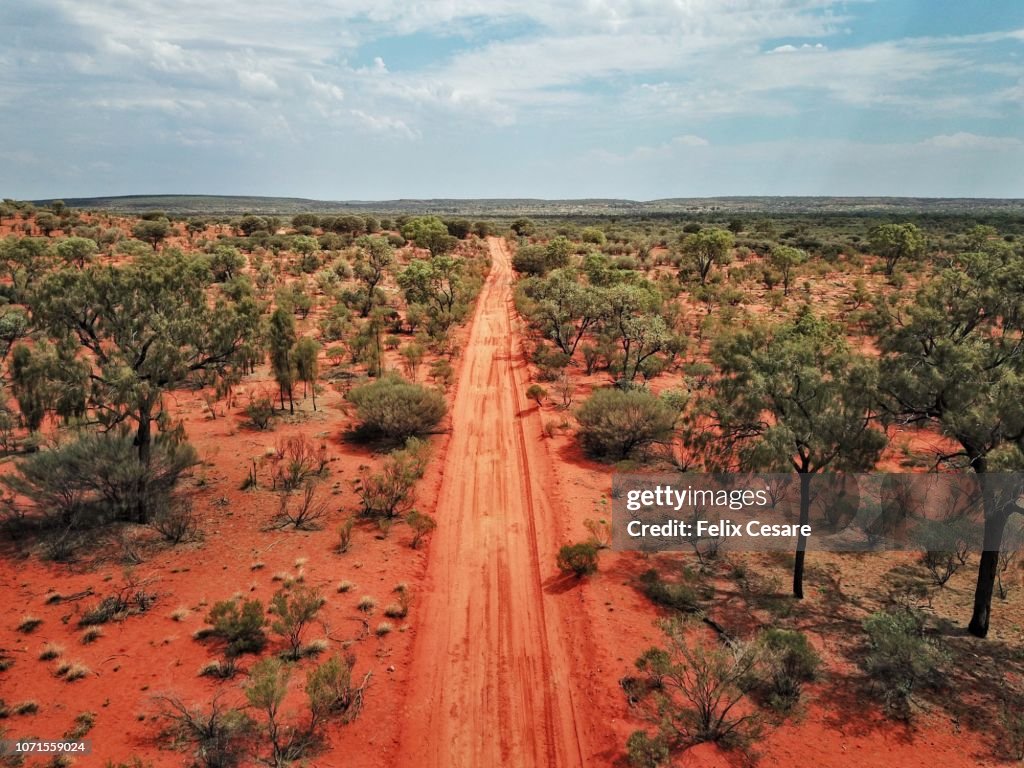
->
[[32, 194, 1024, 217]]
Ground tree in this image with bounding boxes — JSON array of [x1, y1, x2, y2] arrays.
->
[[602, 283, 669, 383], [768, 246, 807, 296], [353, 236, 393, 316], [869, 222, 925, 276], [206, 245, 245, 282], [131, 218, 172, 249], [36, 212, 60, 236], [520, 270, 606, 358], [510, 218, 535, 237], [680, 228, 734, 285], [877, 249, 1024, 637], [267, 308, 297, 413], [397, 255, 464, 330], [55, 237, 98, 268], [702, 307, 886, 598], [30, 253, 259, 522], [401, 216, 456, 256], [576, 388, 677, 460], [294, 337, 320, 410]]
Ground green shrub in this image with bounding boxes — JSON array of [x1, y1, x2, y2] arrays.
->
[[204, 598, 267, 657], [576, 388, 676, 460], [556, 542, 599, 577], [638, 569, 701, 613], [346, 374, 446, 440], [862, 608, 945, 719], [759, 629, 820, 711]]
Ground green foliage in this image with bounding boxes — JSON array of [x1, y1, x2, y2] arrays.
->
[[159, 695, 254, 768], [346, 374, 446, 441], [526, 384, 547, 405], [353, 438, 430, 518], [4, 429, 197, 534], [406, 509, 437, 548], [306, 654, 363, 724], [862, 608, 946, 719], [206, 245, 245, 282], [768, 245, 807, 296], [628, 618, 761, 757], [758, 628, 820, 711], [55, 236, 98, 268], [353, 236, 393, 315], [680, 227, 734, 285], [869, 222, 925, 275], [269, 586, 325, 660], [131, 218, 171, 248], [637, 569, 701, 613], [401, 216, 457, 256], [268, 307, 297, 412], [576, 388, 676, 460], [556, 541, 599, 577], [204, 598, 267, 657]]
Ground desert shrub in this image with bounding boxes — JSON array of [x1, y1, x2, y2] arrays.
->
[[346, 374, 446, 441], [306, 654, 366, 725], [270, 434, 328, 491], [79, 570, 157, 626], [638, 569, 701, 613], [576, 388, 676, 460], [862, 608, 946, 720], [337, 517, 355, 553], [758, 629, 820, 711], [625, 731, 670, 768], [273, 482, 327, 530], [1000, 696, 1024, 761], [245, 392, 275, 430], [159, 694, 254, 768], [406, 510, 437, 548], [526, 384, 547, 405], [627, 618, 761, 758], [269, 586, 325, 660], [149, 498, 199, 544], [584, 518, 612, 549], [353, 438, 429, 519], [557, 542, 599, 577], [3, 429, 197, 536], [203, 598, 267, 657]]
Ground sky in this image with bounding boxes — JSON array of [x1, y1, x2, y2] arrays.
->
[[1, 0, 1023, 200]]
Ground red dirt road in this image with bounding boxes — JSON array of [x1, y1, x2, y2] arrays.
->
[[396, 238, 589, 767]]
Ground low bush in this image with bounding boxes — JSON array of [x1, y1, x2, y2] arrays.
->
[[203, 598, 267, 657], [862, 608, 946, 720], [557, 542, 599, 577], [576, 388, 676, 460], [638, 569, 702, 613], [346, 374, 446, 441], [758, 629, 820, 711]]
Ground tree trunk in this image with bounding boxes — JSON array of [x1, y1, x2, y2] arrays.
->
[[792, 472, 811, 599], [968, 461, 1010, 638]]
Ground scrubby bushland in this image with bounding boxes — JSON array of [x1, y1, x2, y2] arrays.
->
[[158, 694, 254, 768], [625, 618, 761, 764], [346, 374, 446, 441], [861, 608, 946, 720], [576, 388, 676, 460]]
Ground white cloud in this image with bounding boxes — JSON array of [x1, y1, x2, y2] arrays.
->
[[921, 132, 1024, 150], [351, 109, 420, 140]]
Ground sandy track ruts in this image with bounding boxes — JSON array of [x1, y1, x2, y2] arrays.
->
[[396, 237, 587, 767]]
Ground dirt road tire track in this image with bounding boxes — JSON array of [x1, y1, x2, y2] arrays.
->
[[396, 237, 587, 767]]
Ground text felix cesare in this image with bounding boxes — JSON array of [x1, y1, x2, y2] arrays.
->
[[622, 485, 812, 539]]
